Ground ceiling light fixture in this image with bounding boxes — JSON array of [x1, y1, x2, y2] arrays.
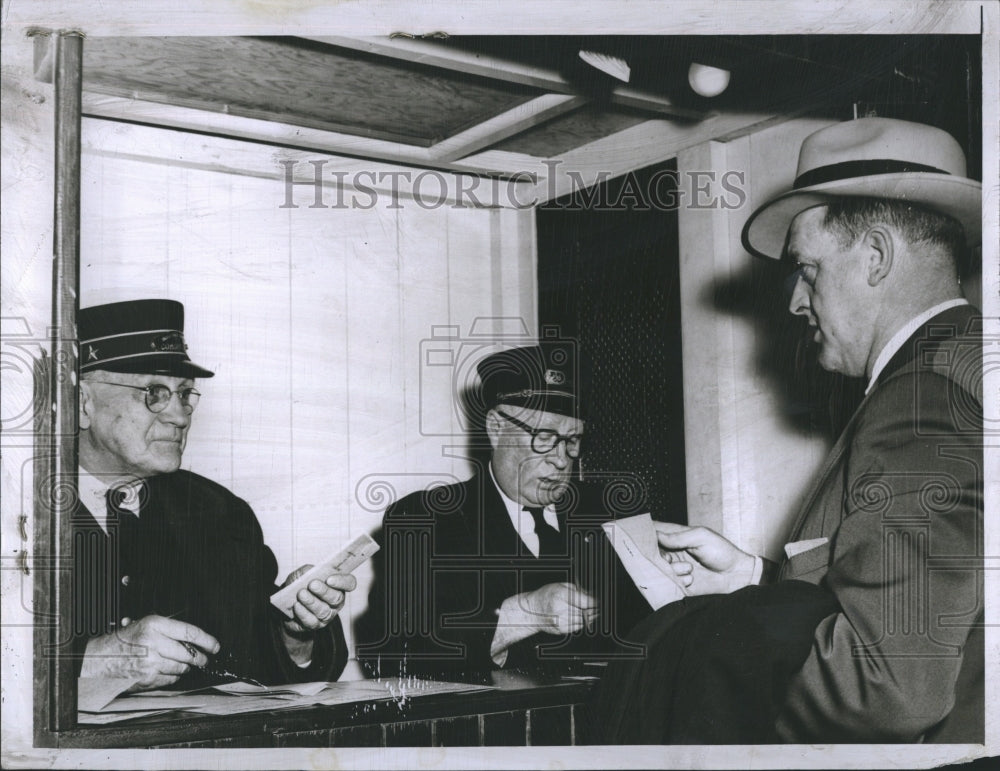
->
[[578, 50, 631, 83], [687, 62, 731, 97]]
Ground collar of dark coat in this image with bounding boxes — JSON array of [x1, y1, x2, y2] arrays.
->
[[876, 303, 982, 395], [138, 471, 253, 541]]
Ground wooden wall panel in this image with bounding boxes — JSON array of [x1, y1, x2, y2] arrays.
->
[[76, 122, 536, 663], [676, 119, 836, 560]]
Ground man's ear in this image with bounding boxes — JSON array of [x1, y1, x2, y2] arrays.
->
[[863, 225, 894, 287], [78, 380, 93, 430], [484, 409, 502, 450]]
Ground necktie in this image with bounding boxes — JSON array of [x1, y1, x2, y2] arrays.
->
[[525, 506, 562, 557]]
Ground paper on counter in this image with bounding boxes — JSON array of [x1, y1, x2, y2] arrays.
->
[[78, 677, 136, 712], [208, 680, 329, 696], [98, 693, 213, 711], [602, 513, 686, 610], [185, 678, 491, 714], [78, 709, 175, 724], [270, 533, 380, 618]]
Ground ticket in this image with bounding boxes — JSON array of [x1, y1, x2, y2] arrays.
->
[[270, 532, 380, 618]]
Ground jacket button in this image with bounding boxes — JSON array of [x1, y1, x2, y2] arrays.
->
[[121, 574, 130, 587]]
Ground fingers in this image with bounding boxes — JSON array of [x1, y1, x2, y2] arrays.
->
[[112, 618, 196, 689], [652, 521, 689, 535], [670, 560, 694, 587], [291, 576, 351, 630], [153, 655, 193, 677], [152, 616, 220, 655], [321, 572, 357, 593], [567, 586, 598, 611], [304, 578, 347, 610], [168, 639, 210, 668], [655, 525, 705, 550], [291, 599, 325, 631]]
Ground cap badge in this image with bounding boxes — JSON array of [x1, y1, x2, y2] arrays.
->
[[544, 369, 565, 385], [150, 331, 186, 353], [87, 345, 99, 361]]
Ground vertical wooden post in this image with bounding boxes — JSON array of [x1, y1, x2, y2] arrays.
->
[[41, 28, 83, 736]]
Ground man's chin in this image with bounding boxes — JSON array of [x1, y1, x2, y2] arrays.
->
[[146, 450, 183, 475], [536, 479, 570, 505]]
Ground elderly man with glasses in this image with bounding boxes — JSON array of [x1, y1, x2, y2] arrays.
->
[[358, 343, 640, 678], [72, 299, 356, 693]]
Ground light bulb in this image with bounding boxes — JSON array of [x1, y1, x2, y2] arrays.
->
[[688, 62, 730, 98]]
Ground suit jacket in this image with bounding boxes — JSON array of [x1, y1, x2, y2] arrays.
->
[[70, 469, 347, 688], [774, 304, 984, 742], [356, 471, 647, 678]]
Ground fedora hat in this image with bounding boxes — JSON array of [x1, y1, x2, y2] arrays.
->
[[79, 299, 214, 378], [741, 117, 981, 260]]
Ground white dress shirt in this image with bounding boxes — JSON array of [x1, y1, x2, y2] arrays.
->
[[487, 463, 562, 664], [488, 463, 560, 557], [76, 468, 143, 533]]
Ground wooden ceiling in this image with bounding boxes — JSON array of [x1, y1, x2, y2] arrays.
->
[[33, 34, 980, 203]]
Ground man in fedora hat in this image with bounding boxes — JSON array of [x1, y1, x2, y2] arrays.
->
[[358, 343, 643, 677], [72, 299, 356, 692], [595, 118, 983, 743]]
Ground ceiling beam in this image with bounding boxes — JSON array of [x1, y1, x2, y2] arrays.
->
[[532, 110, 788, 204], [80, 91, 552, 181], [301, 35, 708, 121], [80, 120, 545, 208], [428, 93, 587, 162]]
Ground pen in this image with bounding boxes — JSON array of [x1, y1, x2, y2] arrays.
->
[[179, 641, 266, 688]]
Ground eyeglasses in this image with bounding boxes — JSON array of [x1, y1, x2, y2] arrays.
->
[[87, 381, 201, 414], [496, 410, 582, 458]]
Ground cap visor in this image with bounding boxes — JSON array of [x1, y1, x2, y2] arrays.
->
[[83, 355, 214, 378]]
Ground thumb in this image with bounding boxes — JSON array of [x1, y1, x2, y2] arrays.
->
[[655, 525, 703, 550]]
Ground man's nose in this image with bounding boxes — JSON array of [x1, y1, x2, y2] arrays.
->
[[158, 392, 192, 426], [547, 440, 571, 468], [787, 273, 811, 317]]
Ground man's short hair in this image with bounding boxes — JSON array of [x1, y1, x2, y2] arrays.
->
[[821, 197, 966, 264]]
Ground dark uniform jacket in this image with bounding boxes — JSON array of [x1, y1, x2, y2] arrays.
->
[[70, 469, 347, 688], [357, 470, 647, 679]]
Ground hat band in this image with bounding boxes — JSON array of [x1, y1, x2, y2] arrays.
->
[[793, 159, 951, 190], [498, 388, 575, 401], [81, 329, 188, 369]]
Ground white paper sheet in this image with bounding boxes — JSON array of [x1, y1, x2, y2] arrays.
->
[[82, 678, 493, 721], [77, 710, 175, 725], [77, 677, 136, 712]]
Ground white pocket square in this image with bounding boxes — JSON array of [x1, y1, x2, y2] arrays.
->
[[784, 537, 829, 559]]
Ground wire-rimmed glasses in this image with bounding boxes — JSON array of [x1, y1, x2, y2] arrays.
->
[[87, 381, 201, 414]]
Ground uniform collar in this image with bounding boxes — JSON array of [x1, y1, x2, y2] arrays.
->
[[77, 468, 145, 531]]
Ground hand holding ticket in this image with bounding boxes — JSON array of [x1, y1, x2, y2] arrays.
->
[[602, 513, 686, 610], [270, 533, 380, 618]]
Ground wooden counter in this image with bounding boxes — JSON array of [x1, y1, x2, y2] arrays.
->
[[48, 676, 596, 749]]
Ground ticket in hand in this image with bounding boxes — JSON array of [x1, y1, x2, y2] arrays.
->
[[602, 513, 686, 611], [270, 532, 380, 618]]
